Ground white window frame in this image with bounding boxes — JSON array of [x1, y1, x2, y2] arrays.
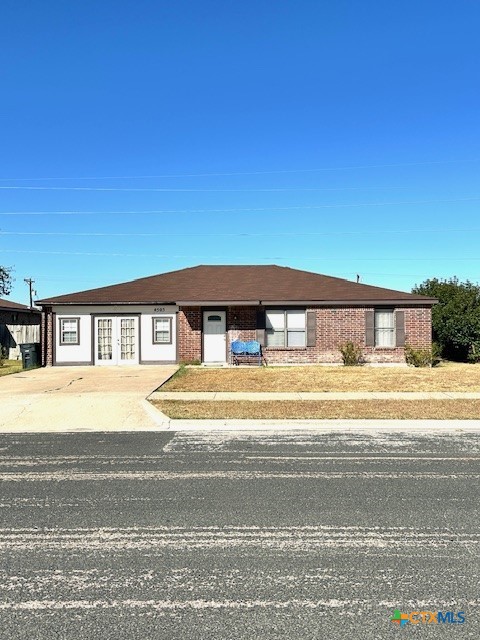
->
[[59, 317, 80, 346], [152, 316, 172, 345], [266, 309, 306, 348], [374, 309, 395, 348]]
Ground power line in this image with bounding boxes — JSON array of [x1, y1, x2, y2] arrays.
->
[[0, 196, 479, 215], [0, 159, 477, 181], [0, 185, 416, 193], [2, 248, 480, 261], [1, 227, 480, 239], [30, 270, 472, 283]]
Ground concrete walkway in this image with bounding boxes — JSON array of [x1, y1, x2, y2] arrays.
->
[[0, 365, 178, 432], [152, 391, 480, 400]]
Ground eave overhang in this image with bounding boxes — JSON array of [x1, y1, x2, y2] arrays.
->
[[37, 297, 437, 308]]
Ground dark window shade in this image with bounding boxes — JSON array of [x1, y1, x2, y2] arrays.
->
[[306, 311, 316, 347], [256, 309, 266, 346], [365, 310, 375, 346], [395, 310, 405, 347]]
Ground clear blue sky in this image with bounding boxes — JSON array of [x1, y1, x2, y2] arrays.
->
[[1, 0, 479, 304]]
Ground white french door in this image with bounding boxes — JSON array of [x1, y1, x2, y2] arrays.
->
[[95, 316, 139, 365]]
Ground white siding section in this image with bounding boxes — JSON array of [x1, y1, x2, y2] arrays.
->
[[52, 305, 178, 365], [55, 314, 92, 364], [140, 313, 176, 362]]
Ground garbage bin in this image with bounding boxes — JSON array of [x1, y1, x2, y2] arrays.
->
[[19, 343, 40, 369]]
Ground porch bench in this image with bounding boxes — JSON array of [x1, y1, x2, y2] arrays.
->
[[230, 340, 263, 366]]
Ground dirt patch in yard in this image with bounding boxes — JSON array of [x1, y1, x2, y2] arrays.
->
[[161, 362, 480, 393], [154, 399, 480, 420]]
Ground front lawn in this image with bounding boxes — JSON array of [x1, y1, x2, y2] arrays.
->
[[160, 362, 480, 393], [0, 359, 23, 377], [154, 399, 480, 420]]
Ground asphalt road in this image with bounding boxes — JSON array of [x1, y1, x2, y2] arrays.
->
[[0, 429, 478, 639]]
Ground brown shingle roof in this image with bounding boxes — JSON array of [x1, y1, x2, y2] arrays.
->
[[0, 298, 39, 312], [36, 265, 436, 306]]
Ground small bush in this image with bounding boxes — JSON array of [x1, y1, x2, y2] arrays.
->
[[467, 342, 480, 363], [404, 343, 442, 367], [0, 346, 6, 367], [339, 341, 363, 366]]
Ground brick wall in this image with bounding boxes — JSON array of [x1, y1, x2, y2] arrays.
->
[[404, 306, 432, 349], [177, 305, 433, 365], [264, 306, 432, 364], [227, 306, 257, 352], [178, 307, 202, 362], [41, 308, 53, 366], [265, 306, 432, 364]]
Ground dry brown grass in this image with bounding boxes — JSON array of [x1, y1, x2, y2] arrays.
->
[[162, 362, 480, 393], [154, 399, 480, 420]]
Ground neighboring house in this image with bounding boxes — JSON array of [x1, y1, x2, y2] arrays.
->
[[36, 265, 436, 367], [0, 298, 41, 360]]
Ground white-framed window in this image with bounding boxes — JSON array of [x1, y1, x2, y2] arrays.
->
[[59, 318, 80, 345], [266, 310, 306, 347], [153, 317, 172, 344], [374, 309, 395, 347]]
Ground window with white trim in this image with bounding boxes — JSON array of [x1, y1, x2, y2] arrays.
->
[[59, 318, 79, 345], [266, 310, 306, 347], [374, 309, 395, 347], [153, 317, 172, 344]]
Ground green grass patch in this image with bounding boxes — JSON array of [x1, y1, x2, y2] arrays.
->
[[0, 359, 23, 377]]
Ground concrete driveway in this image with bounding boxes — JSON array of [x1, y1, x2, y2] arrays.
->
[[0, 365, 178, 432]]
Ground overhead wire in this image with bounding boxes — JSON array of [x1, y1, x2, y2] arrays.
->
[[1, 227, 480, 238], [0, 158, 477, 181], [0, 196, 479, 215], [0, 185, 417, 192], [1, 248, 479, 261]]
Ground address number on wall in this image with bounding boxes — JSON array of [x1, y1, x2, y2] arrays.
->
[[151, 305, 178, 313]]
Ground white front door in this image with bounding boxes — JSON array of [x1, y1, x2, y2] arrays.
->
[[95, 316, 139, 365], [203, 311, 226, 363]]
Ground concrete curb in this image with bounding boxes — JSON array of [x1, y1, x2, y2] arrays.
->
[[141, 399, 172, 429], [161, 419, 480, 432], [2, 419, 478, 434]]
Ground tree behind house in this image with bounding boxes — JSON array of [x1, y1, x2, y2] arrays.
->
[[0, 266, 13, 296], [412, 277, 480, 362]]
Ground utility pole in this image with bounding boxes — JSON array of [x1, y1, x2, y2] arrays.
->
[[24, 278, 36, 309]]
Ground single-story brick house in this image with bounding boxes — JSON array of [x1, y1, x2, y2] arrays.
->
[[36, 265, 436, 367], [0, 298, 41, 360]]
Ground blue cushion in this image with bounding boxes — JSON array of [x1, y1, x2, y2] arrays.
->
[[245, 340, 260, 355], [231, 340, 247, 354]]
